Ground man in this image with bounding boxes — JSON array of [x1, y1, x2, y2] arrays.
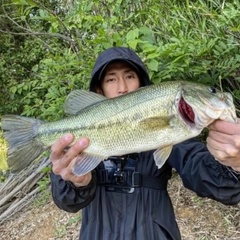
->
[[50, 47, 240, 240]]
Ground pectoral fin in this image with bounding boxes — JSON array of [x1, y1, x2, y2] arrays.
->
[[72, 152, 106, 176], [153, 145, 173, 169]]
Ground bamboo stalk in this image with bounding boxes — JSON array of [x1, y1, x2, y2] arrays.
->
[[0, 187, 39, 222], [0, 158, 51, 207]]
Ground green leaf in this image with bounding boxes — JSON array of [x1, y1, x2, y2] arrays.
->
[[10, 86, 17, 94], [12, 0, 27, 4], [147, 59, 159, 72], [142, 44, 157, 53], [126, 29, 139, 42], [139, 26, 152, 35], [127, 40, 142, 50], [26, 0, 38, 6]]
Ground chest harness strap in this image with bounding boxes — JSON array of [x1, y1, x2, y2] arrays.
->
[[97, 155, 168, 194]]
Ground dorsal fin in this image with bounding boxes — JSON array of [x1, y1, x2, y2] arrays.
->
[[63, 90, 107, 115]]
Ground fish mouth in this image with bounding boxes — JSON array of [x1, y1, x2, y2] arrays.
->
[[178, 97, 195, 124]]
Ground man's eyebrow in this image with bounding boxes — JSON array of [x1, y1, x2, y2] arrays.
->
[[124, 69, 135, 73], [105, 72, 116, 76], [105, 69, 135, 76]]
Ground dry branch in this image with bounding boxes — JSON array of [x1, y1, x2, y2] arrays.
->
[[0, 157, 51, 224], [0, 187, 39, 222]]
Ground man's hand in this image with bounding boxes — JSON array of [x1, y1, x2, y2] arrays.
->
[[50, 134, 92, 187], [207, 119, 240, 172]]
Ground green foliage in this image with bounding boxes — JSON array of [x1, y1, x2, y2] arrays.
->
[[37, 166, 51, 191], [37, 174, 50, 191], [54, 211, 82, 238], [19, 50, 92, 120], [33, 166, 52, 206], [0, 0, 239, 120], [0, 123, 8, 171]]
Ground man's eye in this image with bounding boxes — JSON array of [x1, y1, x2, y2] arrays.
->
[[106, 78, 115, 82], [126, 75, 134, 79]]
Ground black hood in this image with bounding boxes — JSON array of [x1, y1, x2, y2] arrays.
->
[[90, 47, 151, 92]]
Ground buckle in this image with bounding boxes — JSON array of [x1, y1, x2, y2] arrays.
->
[[132, 172, 141, 187], [105, 186, 135, 194], [96, 155, 140, 193], [226, 166, 240, 183]]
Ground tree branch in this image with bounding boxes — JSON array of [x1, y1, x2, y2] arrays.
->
[[0, 28, 75, 42]]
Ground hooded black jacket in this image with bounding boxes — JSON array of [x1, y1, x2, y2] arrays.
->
[[50, 47, 240, 240]]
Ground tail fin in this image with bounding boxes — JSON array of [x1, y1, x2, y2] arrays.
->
[[1, 115, 46, 172]]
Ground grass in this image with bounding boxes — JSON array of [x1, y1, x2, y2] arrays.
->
[[54, 211, 82, 238], [0, 151, 8, 170], [0, 126, 8, 171]]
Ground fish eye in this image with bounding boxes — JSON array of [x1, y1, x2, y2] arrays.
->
[[208, 87, 216, 93]]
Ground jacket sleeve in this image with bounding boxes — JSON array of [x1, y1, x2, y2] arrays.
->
[[50, 170, 97, 213], [168, 138, 240, 205]]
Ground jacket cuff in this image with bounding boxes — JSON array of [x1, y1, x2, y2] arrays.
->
[[67, 174, 95, 191]]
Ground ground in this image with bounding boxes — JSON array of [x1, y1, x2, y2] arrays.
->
[[0, 173, 240, 240]]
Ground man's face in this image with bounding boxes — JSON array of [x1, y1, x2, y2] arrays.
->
[[96, 62, 141, 98]]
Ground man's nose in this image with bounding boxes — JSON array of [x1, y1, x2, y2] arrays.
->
[[118, 78, 128, 94]]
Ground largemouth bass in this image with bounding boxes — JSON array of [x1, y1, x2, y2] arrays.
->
[[1, 81, 237, 176]]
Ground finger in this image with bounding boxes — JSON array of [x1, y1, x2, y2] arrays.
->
[[208, 119, 240, 134], [207, 134, 231, 152], [207, 137, 239, 159], [69, 172, 92, 187], [50, 134, 74, 162], [208, 128, 240, 148], [64, 138, 90, 162], [208, 130, 233, 145], [59, 161, 92, 185], [57, 138, 89, 169], [213, 156, 240, 170]]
